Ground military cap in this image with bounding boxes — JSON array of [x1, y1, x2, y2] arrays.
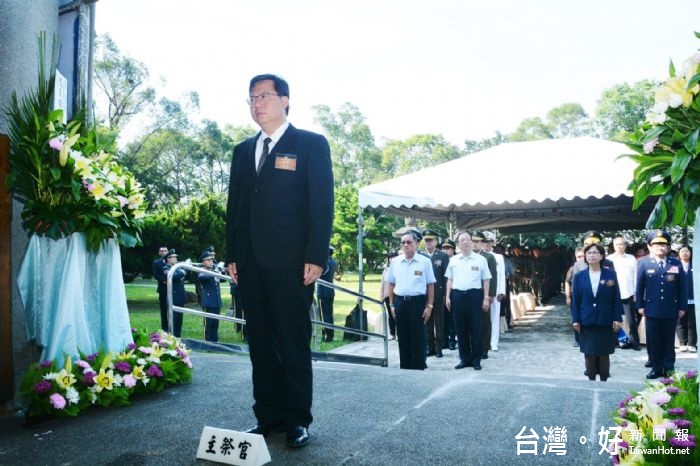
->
[[422, 229, 439, 240], [471, 231, 485, 241], [199, 249, 215, 262], [164, 249, 178, 260], [582, 230, 603, 246], [442, 239, 456, 249], [483, 231, 497, 242], [646, 229, 671, 245]]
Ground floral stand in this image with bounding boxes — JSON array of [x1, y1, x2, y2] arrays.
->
[[17, 232, 133, 362]]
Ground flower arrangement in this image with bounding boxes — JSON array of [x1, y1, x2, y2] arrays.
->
[[610, 370, 699, 465], [20, 328, 193, 419], [626, 31, 700, 228], [4, 34, 146, 251]]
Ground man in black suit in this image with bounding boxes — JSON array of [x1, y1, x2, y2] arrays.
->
[[226, 74, 334, 449]]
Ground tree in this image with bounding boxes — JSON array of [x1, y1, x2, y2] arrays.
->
[[595, 80, 659, 141], [313, 103, 381, 187], [463, 131, 509, 155], [510, 117, 553, 142], [195, 119, 234, 195], [546, 103, 593, 138], [381, 134, 461, 176], [93, 34, 155, 130]]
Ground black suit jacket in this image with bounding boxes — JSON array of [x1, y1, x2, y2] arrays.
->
[[226, 124, 334, 270]]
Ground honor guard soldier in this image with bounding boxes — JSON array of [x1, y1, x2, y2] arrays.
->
[[199, 248, 223, 342], [636, 230, 687, 378], [163, 249, 186, 337], [441, 239, 457, 349], [421, 230, 449, 358], [153, 246, 169, 331], [317, 246, 338, 342]]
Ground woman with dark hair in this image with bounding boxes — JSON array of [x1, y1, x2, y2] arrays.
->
[[677, 246, 696, 352], [571, 242, 623, 381]]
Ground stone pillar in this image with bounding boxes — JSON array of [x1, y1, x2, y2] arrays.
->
[[0, 0, 59, 411]]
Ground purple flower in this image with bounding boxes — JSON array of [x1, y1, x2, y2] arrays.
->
[[666, 386, 680, 394], [114, 361, 132, 373], [49, 393, 66, 409], [131, 328, 137, 333], [86, 353, 97, 362], [669, 436, 696, 448], [660, 377, 674, 385], [40, 360, 52, 368], [146, 365, 163, 378], [621, 420, 628, 427], [619, 408, 627, 418], [675, 419, 692, 429], [127, 343, 136, 351], [669, 407, 686, 416], [34, 380, 52, 394], [685, 370, 698, 379], [83, 371, 96, 386], [619, 440, 629, 449]]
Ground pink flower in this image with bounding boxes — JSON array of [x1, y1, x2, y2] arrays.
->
[[183, 357, 192, 368], [123, 374, 137, 388], [651, 391, 671, 405], [49, 393, 66, 410], [117, 195, 128, 207], [48, 137, 63, 150], [138, 346, 152, 355], [643, 138, 659, 154], [77, 360, 90, 369]]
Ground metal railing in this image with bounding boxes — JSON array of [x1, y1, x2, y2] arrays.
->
[[166, 263, 389, 367]]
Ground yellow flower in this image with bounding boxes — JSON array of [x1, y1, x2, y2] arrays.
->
[[58, 133, 80, 167], [133, 210, 145, 219], [131, 365, 146, 380], [93, 368, 115, 393], [73, 156, 91, 176], [55, 356, 77, 390]]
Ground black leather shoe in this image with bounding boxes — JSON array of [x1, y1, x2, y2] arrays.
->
[[473, 363, 482, 370], [427, 351, 436, 357], [285, 426, 310, 448], [435, 351, 443, 358], [448, 341, 456, 350], [244, 422, 284, 436], [644, 361, 653, 368], [455, 361, 470, 369], [481, 353, 489, 360], [646, 370, 662, 379], [632, 346, 641, 351]]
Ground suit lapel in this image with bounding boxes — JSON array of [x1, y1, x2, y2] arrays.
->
[[258, 124, 297, 178], [247, 132, 261, 177]]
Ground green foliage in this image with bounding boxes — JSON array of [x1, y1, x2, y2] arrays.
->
[[381, 134, 462, 176], [510, 116, 553, 141], [596, 80, 659, 141], [463, 131, 509, 155], [626, 35, 700, 228], [121, 195, 227, 274]]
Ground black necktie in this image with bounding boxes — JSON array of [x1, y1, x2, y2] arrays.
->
[[659, 260, 665, 271], [257, 137, 272, 174]]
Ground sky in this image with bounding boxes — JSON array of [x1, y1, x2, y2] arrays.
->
[[95, 0, 700, 147]]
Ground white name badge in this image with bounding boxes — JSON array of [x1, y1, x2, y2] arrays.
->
[[196, 426, 271, 465]]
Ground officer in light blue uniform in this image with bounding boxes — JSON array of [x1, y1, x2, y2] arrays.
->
[[636, 230, 687, 378], [163, 249, 186, 337], [199, 248, 223, 342]]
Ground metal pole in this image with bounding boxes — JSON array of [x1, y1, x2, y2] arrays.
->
[[357, 206, 364, 331]]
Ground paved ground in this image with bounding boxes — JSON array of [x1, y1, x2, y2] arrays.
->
[[0, 295, 696, 465]]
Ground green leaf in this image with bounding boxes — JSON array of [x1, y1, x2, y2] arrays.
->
[[688, 73, 700, 90], [672, 193, 686, 225], [669, 58, 676, 78], [5, 173, 14, 190], [641, 125, 667, 144], [670, 149, 692, 183], [47, 109, 63, 122], [685, 128, 700, 155], [646, 197, 665, 228], [49, 167, 61, 180], [695, 31, 700, 39], [118, 231, 138, 248]]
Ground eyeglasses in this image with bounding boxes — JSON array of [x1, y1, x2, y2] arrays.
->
[[585, 250, 601, 255], [247, 92, 279, 105], [400, 241, 415, 245]]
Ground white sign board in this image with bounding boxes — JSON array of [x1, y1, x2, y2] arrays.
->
[[196, 426, 271, 466], [53, 70, 68, 123]]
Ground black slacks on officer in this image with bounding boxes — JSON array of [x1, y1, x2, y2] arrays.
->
[[395, 295, 428, 370], [451, 289, 484, 366]]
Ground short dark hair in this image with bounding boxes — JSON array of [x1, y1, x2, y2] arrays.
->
[[249, 74, 290, 115], [583, 243, 605, 264]]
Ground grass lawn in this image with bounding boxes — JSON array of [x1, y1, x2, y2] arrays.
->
[[126, 273, 384, 351]]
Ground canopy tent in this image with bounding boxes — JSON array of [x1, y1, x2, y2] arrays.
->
[[358, 137, 654, 233]]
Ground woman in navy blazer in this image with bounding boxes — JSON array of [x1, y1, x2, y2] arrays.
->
[[676, 246, 696, 352], [571, 243, 623, 381]]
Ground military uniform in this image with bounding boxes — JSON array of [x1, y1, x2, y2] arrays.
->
[[421, 230, 449, 357], [152, 252, 169, 331], [163, 249, 186, 337], [317, 247, 338, 342], [441, 239, 457, 349], [198, 249, 223, 342], [636, 230, 686, 378], [472, 231, 497, 359]]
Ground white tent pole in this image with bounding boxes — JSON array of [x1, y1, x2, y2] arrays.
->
[[357, 206, 365, 329]]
